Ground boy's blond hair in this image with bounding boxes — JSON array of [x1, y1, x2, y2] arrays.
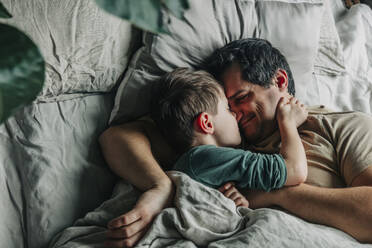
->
[[151, 68, 223, 153]]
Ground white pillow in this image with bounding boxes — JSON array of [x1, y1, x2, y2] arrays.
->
[[110, 0, 324, 124], [0, 0, 137, 101], [314, 0, 346, 76]]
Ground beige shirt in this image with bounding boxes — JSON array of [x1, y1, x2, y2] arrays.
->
[[246, 106, 372, 188]]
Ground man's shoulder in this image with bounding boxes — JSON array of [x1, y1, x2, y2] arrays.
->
[[307, 105, 338, 114], [306, 105, 366, 116]]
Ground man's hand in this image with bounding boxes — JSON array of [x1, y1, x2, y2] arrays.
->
[[218, 182, 249, 207], [105, 182, 175, 247]]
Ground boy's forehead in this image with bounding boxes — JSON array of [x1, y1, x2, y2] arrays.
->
[[218, 89, 229, 103]]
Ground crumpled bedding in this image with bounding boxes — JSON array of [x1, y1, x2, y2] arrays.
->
[[0, 0, 137, 101], [49, 172, 372, 248], [1, 1, 372, 248], [0, 94, 116, 248], [312, 2, 372, 114]]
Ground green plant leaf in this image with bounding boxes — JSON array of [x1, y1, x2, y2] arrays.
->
[[94, 0, 189, 34], [0, 2, 12, 18], [0, 24, 45, 123]]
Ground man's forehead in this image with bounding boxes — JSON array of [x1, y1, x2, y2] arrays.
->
[[225, 80, 253, 99], [221, 63, 251, 98]]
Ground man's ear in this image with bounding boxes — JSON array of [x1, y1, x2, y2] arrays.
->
[[274, 69, 288, 92], [195, 112, 214, 134]]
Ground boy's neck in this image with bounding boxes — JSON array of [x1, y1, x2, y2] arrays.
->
[[192, 134, 218, 147]]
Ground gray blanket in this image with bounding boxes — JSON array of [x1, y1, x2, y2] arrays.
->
[[50, 172, 372, 248]]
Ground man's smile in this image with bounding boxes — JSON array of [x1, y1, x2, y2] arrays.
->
[[239, 113, 256, 129]]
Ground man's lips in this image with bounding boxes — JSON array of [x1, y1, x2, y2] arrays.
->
[[239, 113, 256, 128]]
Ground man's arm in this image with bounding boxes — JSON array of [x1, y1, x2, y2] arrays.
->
[[99, 120, 177, 247], [243, 166, 372, 243], [99, 120, 176, 190]]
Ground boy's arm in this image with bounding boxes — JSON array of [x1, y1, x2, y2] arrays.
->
[[276, 97, 308, 186], [99, 120, 177, 247], [189, 146, 286, 191]]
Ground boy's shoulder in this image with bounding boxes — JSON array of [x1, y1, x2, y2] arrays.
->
[[188, 145, 247, 164]]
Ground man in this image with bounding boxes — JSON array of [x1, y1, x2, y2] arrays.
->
[[99, 38, 372, 247]]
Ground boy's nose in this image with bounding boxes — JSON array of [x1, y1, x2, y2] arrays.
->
[[234, 111, 242, 122]]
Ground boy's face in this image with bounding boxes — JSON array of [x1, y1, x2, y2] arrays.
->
[[212, 92, 242, 147]]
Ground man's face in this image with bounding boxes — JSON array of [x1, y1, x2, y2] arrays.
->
[[221, 63, 285, 143]]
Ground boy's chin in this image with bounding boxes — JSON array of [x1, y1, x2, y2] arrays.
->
[[232, 139, 242, 147]]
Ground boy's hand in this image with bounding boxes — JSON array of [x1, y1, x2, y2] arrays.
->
[[276, 97, 308, 127], [218, 182, 249, 208]]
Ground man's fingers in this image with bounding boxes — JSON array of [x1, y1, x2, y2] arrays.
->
[[106, 218, 146, 239], [105, 229, 147, 248], [108, 209, 141, 229]]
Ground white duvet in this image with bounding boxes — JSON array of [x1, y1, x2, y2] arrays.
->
[[50, 172, 372, 248]]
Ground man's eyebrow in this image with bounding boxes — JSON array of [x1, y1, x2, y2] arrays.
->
[[227, 90, 245, 100]]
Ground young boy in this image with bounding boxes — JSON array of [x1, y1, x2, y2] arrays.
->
[[151, 68, 308, 205]]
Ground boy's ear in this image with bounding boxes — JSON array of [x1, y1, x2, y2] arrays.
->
[[195, 112, 214, 134], [274, 69, 288, 91]]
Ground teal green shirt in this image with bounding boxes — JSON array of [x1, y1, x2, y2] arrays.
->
[[173, 145, 287, 192]]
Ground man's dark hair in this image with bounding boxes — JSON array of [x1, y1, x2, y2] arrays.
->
[[204, 38, 295, 95], [151, 68, 223, 153]]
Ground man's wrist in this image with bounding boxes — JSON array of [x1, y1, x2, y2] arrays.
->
[[272, 185, 291, 207], [153, 175, 173, 189], [155, 176, 175, 208], [274, 184, 304, 208]]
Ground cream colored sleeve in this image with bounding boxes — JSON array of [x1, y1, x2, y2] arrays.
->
[[331, 112, 372, 186]]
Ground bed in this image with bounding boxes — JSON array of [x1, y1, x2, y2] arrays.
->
[[1, 0, 372, 247]]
